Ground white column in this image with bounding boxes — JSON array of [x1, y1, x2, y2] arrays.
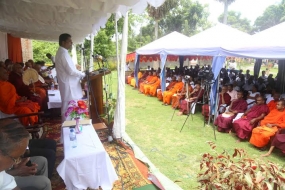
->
[[89, 34, 94, 72]]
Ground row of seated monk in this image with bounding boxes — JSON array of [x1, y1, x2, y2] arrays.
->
[[126, 70, 285, 157], [0, 60, 54, 126]]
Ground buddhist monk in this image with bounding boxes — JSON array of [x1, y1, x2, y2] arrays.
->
[[8, 63, 43, 109], [157, 76, 177, 101], [147, 76, 161, 97], [261, 128, 285, 157], [0, 67, 40, 126], [267, 93, 280, 111], [139, 71, 154, 93], [137, 71, 149, 89], [250, 100, 285, 148], [130, 69, 143, 87], [232, 96, 269, 141], [171, 80, 193, 109], [127, 71, 134, 84], [23, 61, 32, 71], [143, 72, 158, 94], [214, 91, 247, 133], [218, 86, 232, 114], [177, 83, 203, 115], [162, 76, 184, 105]]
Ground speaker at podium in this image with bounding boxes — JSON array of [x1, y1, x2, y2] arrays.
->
[[87, 70, 111, 124]]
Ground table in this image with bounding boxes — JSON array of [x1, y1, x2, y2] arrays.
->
[[56, 123, 118, 190], [47, 90, 62, 109]]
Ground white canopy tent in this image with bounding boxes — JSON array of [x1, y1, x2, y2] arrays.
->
[[221, 22, 285, 59]]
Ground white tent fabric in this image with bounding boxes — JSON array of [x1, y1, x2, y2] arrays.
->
[[0, 0, 166, 43], [222, 22, 285, 59]]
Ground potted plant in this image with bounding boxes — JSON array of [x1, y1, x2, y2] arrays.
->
[[101, 98, 117, 138], [197, 142, 285, 190]]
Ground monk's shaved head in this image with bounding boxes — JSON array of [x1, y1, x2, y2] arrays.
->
[[256, 96, 265, 105], [279, 100, 285, 106]]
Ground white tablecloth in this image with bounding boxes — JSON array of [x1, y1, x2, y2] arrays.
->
[[56, 124, 118, 190], [47, 90, 62, 109]]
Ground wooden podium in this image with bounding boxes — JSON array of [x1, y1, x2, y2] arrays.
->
[[88, 70, 111, 123]]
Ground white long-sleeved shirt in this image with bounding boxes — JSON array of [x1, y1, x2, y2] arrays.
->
[[0, 171, 17, 190]]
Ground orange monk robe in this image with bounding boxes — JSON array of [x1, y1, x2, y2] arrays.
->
[[163, 82, 184, 105], [138, 73, 149, 87], [146, 78, 161, 96], [130, 72, 142, 87], [267, 100, 277, 111], [171, 85, 193, 108], [139, 75, 153, 93], [250, 109, 285, 148], [127, 72, 135, 84], [157, 81, 177, 101], [0, 81, 40, 126], [143, 76, 158, 94]]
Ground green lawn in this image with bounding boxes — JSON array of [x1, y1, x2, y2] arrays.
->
[[110, 71, 284, 190]]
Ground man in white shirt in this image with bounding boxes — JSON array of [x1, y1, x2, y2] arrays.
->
[[0, 119, 30, 190], [55, 33, 85, 121], [227, 84, 238, 101], [46, 53, 55, 67]]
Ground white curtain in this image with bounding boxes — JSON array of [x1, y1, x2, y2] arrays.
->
[[113, 12, 128, 139], [0, 32, 8, 62]]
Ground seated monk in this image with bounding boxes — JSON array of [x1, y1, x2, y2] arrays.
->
[[8, 63, 43, 109], [143, 72, 158, 95], [0, 67, 40, 126], [217, 85, 232, 114], [139, 71, 154, 93], [232, 96, 269, 141], [157, 76, 177, 101], [214, 91, 247, 133], [162, 76, 184, 105], [146, 76, 161, 97], [23, 61, 32, 71], [130, 69, 143, 87], [171, 80, 193, 109], [250, 100, 285, 148], [267, 93, 280, 111], [177, 83, 203, 115], [262, 128, 285, 157], [137, 71, 149, 88], [127, 71, 134, 84]]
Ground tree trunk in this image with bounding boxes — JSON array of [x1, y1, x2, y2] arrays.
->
[[223, 0, 229, 24], [155, 19, 159, 39]]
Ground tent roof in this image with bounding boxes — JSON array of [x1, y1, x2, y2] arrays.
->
[[136, 24, 251, 56], [221, 22, 285, 59], [0, 0, 166, 43]]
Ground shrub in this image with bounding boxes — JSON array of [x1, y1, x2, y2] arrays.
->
[[197, 142, 285, 190]]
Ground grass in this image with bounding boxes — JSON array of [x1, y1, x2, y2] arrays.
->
[[109, 71, 284, 190]]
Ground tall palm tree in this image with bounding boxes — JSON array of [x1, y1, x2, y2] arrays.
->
[[216, 0, 236, 24], [147, 0, 178, 39]]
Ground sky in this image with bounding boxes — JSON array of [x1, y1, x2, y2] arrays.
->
[[198, 0, 282, 24]]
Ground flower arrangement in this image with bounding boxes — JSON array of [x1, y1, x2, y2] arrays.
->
[[65, 100, 89, 119]]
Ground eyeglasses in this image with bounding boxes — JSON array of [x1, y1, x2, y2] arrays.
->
[[2, 152, 22, 165]]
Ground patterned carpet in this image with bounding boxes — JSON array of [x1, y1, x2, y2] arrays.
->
[[43, 119, 151, 190]]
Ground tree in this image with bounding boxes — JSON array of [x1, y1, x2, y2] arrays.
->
[[147, 0, 178, 39], [215, 0, 236, 24], [218, 11, 252, 33], [253, 3, 285, 33], [159, 0, 211, 36], [32, 40, 58, 64]]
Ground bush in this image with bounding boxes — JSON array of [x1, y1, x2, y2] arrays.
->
[[197, 142, 285, 190]]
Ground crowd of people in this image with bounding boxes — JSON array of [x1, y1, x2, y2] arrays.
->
[[126, 64, 285, 157]]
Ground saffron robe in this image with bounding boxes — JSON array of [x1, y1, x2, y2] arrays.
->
[[143, 76, 158, 94], [250, 109, 285, 148], [214, 99, 247, 132], [233, 104, 269, 140], [162, 82, 184, 105], [139, 75, 153, 92], [171, 85, 193, 108], [137, 73, 149, 88], [130, 72, 142, 87], [147, 79, 161, 96], [157, 81, 177, 101], [267, 100, 277, 111], [0, 81, 40, 125]]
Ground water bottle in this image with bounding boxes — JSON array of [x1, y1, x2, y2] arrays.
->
[[51, 82, 55, 91], [69, 128, 77, 148]]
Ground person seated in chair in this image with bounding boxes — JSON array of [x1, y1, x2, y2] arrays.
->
[[217, 85, 232, 114], [246, 85, 260, 109], [0, 67, 40, 126], [157, 76, 177, 101], [267, 93, 280, 111], [261, 128, 285, 157], [177, 83, 203, 115], [162, 76, 184, 106], [142, 72, 158, 94], [215, 91, 247, 133], [171, 79, 193, 109], [232, 96, 269, 142], [250, 100, 285, 149]]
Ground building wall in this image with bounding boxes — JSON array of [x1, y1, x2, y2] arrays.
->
[[21, 38, 33, 62]]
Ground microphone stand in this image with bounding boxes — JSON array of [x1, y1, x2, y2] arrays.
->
[[82, 48, 91, 119]]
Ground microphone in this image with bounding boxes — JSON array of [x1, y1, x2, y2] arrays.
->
[[92, 54, 107, 62]]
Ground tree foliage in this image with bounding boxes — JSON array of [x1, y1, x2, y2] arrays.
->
[[32, 40, 58, 63], [218, 11, 252, 33], [253, 2, 285, 33], [215, 0, 236, 24]]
